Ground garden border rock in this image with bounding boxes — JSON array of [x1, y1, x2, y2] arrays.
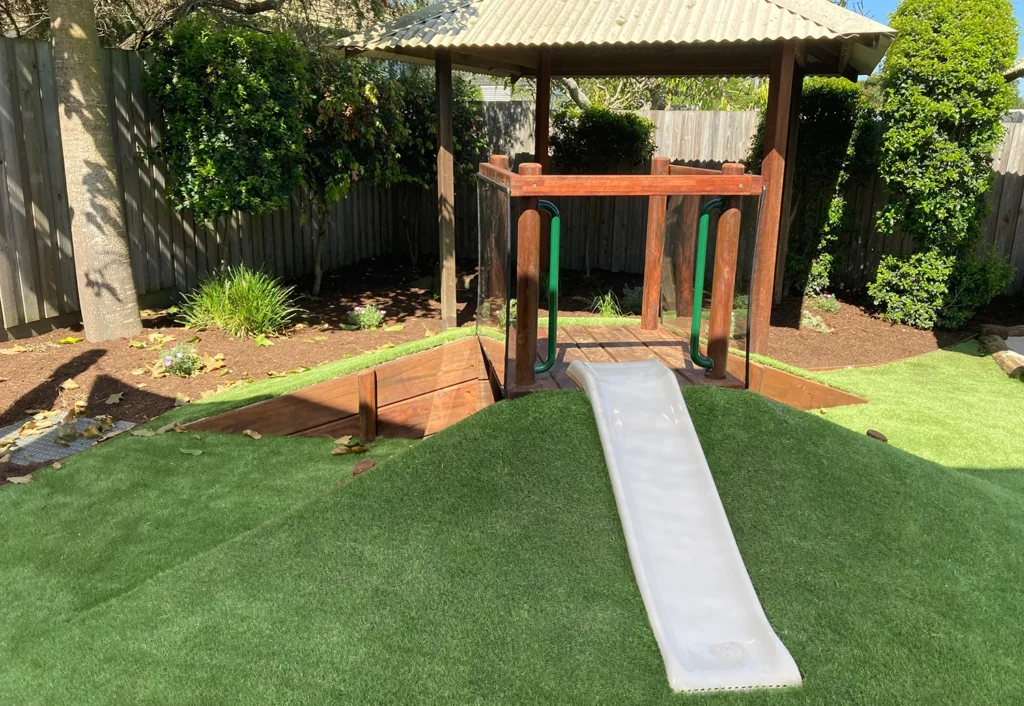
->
[[978, 333, 1024, 379]]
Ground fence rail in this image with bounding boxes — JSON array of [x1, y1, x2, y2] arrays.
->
[[2, 37, 1022, 336]]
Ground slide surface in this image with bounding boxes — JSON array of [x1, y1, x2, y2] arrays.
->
[[568, 359, 802, 693]]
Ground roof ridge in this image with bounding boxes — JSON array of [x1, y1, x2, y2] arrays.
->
[[764, 0, 892, 36]]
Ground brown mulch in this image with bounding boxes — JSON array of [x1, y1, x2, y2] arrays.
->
[[762, 296, 971, 370]]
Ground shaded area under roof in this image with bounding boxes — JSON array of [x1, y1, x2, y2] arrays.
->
[[338, 0, 894, 79]]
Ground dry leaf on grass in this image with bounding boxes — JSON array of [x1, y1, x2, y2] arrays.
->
[[7, 475, 32, 484], [59, 378, 80, 391], [51, 462, 62, 470], [94, 415, 114, 432], [242, 430, 263, 440], [353, 459, 375, 476], [174, 393, 191, 407], [334, 435, 353, 446], [106, 392, 124, 405], [32, 410, 59, 421], [178, 448, 203, 456], [131, 429, 157, 437]]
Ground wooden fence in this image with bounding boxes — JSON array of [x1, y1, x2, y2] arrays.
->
[[3, 36, 1022, 336]]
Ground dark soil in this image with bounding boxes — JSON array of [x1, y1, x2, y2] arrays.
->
[[762, 295, 970, 370]]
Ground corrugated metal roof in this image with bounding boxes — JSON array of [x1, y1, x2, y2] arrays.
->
[[1006, 59, 1024, 82], [340, 0, 893, 51]]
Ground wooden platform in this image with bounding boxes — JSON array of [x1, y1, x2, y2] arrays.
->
[[529, 325, 745, 391]]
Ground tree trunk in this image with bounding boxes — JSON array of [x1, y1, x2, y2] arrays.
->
[[312, 205, 328, 297], [49, 0, 140, 342]]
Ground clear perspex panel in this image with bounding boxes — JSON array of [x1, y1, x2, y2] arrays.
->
[[475, 174, 513, 394]]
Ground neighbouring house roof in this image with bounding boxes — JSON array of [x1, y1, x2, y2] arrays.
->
[[338, 0, 894, 78], [1006, 59, 1024, 82]]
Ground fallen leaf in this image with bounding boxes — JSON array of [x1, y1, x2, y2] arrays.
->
[[254, 334, 274, 347], [18, 421, 46, 437], [32, 410, 59, 421], [155, 421, 188, 435], [60, 378, 80, 390], [218, 369, 232, 377], [424, 329, 434, 338], [384, 325, 404, 332], [191, 434, 201, 440], [105, 392, 124, 405], [148, 333, 175, 346], [333, 435, 353, 446], [73, 400, 87, 410], [137, 383, 148, 389], [81, 425, 103, 439], [377, 342, 395, 351], [348, 445, 369, 454], [179, 448, 203, 456], [139, 308, 158, 317], [174, 393, 191, 407], [340, 324, 360, 331], [331, 445, 354, 455], [242, 429, 263, 440], [51, 462, 62, 470], [131, 429, 157, 437], [353, 459, 376, 476], [294, 323, 308, 331], [201, 353, 226, 373], [130, 368, 147, 376], [0, 345, 29, 355], [129, 340, 148, 350], [313, 335, 328, 342], [7, 475, 32, 484], [94, 415, 114, 432], [57, 336, 84, 345], [186, 335, 201, 344]]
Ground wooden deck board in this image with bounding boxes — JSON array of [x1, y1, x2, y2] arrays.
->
[[543, 324, 744, 391]]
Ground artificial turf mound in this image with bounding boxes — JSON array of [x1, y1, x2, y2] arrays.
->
[[2, 388, 1023, 704]]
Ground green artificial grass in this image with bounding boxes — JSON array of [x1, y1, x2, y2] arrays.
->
[[817, 341, 1024, 472], [3, 389, 1023, 704]]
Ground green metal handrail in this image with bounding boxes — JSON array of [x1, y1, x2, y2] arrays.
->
[[690, 198, 727, 372], [535, 200, 561, 374]]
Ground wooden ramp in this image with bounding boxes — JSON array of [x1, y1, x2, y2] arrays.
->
[[190, 326, 866, 440]]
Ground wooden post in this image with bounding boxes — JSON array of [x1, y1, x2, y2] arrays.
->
[[707, 163, 745, 379], [750, 41, 797, 355], [358, 369, 377, 443], [773, 66, 805, 304], [642, 157, 670, 330], [487, 155, 510, 310], [535, 54, 552, 172], [675, 196, 701, 317], [535, 56, 553, 275], [436, 50, 457, 331], [514, 163, 542, 391]]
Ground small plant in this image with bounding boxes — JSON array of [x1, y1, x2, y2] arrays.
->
[[621, 285, 643, 315], [497, 298, 517, 329], [348, 305, 387, 331], [179, 265, 301, 338], [808, 293, 841, 314], [159, 344, 203, 378], [800, 310, 833, 334], [591, 291, 622, 318]]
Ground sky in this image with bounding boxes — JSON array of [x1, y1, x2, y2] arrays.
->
[[858, 0, 1024, 57]]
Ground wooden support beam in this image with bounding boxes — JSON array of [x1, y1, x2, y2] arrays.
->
[[707, 163, 745, 380], [642, 157, 670, 330], [774, 66, 805, 304], [675, 195, 701, 317], [535, 54, 552, 171], [436, 50, 457, 331], [750, 41, 797, 355], [358, 369, 377, 443], [511, 174, 761, 198], [514, 163, 542, 391]]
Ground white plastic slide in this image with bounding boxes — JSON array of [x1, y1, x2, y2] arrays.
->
[[568, 359, 802, 694]]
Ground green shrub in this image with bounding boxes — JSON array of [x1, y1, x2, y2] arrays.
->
[[146, 16, 309, 221], [868, 250, 955, 329], [590, 292, 622, 318], [749, 78, 880, 296], [942, 249, 1015, 328], [347, 305, 386, 331], [158, 344, 203, 378], [870, 0, 1018, 325], [179, 265, 302, 337], [621, 285, 643, 315], [498, 299, 517, 329], [551, 107, 657, 174]]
